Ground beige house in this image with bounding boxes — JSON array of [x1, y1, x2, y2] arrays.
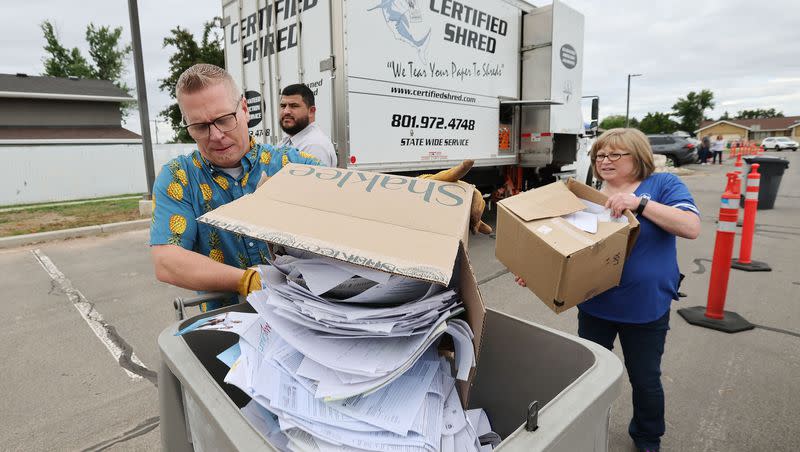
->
[[695, 116, 800, 143]]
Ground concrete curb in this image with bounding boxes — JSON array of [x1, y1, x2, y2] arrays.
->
[[0, 219, 151, 249]]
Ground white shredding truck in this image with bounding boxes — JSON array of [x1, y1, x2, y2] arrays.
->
[[221, 0, 597, 190]]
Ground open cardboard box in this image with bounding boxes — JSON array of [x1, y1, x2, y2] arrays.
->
[[198, 164, 486, 405], [495, 179, 640, 314]]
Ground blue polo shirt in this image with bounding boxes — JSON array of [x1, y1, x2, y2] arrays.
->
[[150, 137, 321, 308], [578, 173, 700, 324]]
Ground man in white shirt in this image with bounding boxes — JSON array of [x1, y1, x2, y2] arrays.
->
[[278, 84, 337, 167]]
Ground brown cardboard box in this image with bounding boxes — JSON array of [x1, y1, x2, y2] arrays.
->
[[495, 179, 640, 314], [198, 163, 486, 404]]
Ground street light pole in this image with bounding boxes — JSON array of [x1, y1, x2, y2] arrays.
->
[[625, 73, 642, 128]]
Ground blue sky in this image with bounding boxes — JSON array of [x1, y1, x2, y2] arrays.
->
[[2, 0, 798, 139]]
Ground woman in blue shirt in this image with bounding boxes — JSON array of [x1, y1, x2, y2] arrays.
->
[[517, 128, 700, 452]]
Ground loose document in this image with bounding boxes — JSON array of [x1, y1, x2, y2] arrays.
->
[[178, 251, 496, 451], [562, 198, 630, 234]]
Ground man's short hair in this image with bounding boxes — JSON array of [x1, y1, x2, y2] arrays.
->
[[176, 64, 241, 109], [281, 83, 315, 107]]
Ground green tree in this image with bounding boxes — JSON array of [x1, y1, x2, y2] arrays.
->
[[719, 111, 731, 120], [159, 19, 224, 143], [735, 108, 784, 119], [599, 115, 638, 130], [638, 112, 679, 134], [41, 20, 133, 116], [671, 89, 714, 134], [86, 24, 132, 89], [41, 21, 93, 78]]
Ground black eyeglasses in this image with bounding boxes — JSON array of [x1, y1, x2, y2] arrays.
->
[[183, 97, 243, 139], [593, 152, 630, 163]]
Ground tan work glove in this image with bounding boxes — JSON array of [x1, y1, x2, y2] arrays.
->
[[238, 268, 262, 297], [419, 160, 492, 235]]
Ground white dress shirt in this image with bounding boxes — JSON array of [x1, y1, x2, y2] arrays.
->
[[279, 122, 337, 167]]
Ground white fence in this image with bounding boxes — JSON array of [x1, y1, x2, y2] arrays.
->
[[1, 144, 198, 206]]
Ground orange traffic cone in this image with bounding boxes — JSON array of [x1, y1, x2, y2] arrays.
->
[[678, 172, 753, 333]]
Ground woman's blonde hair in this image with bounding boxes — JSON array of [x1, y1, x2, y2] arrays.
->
[[590, 128, 655, 182]]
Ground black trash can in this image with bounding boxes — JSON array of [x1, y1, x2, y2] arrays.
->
[[743, 156, 790, 209]]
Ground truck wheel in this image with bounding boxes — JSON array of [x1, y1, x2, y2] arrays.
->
[[775, 146, 781, 152]]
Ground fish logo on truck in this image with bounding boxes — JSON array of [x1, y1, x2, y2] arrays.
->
[[369, 0, 432, 63], [371, 0, 510, 61]]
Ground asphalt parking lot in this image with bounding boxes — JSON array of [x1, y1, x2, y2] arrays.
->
[[1, 151, 798, 451]]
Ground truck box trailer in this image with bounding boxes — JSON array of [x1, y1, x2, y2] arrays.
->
[[222, 0, 595, 189]]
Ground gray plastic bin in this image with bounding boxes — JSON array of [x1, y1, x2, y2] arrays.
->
[[743, 156, 790, 210], [158, 303, 623, 452]]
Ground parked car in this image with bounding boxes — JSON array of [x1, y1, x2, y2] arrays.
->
[[686, 137, 702, 148], [761, 137, 798, 152], [646, 134, 698, 166]]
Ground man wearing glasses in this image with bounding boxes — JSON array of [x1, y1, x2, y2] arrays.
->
[[149, 64, 322, 308]]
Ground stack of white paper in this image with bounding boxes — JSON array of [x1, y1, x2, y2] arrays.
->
[[242, 252, 474, 398], [562, 198, 630, 234], [188, 313, 481, 452], [178, 250, 492, 451], [253, 265, 462, 338]]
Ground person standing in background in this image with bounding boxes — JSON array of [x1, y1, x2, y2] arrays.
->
[[711, 135, 726, 165], [699, 135, 711, 164], [278, 84, 338, 167]]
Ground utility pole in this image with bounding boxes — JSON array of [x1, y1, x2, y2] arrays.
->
[[128, 0, 156, 200], [151, 119, 161, 144], [626, 73, 642, 128]]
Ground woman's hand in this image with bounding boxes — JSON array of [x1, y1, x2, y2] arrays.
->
[[605, 193, 640, 218], [514, 275, 527, 287]]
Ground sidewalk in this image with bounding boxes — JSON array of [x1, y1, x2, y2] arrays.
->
[[0, 195, 148, 245], [0, 219, 151, 249]]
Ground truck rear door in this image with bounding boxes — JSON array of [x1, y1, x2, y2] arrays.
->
[[222, 0, 334, 148]]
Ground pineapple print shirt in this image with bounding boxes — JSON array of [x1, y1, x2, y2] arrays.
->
[[150, 137, 321, 274]]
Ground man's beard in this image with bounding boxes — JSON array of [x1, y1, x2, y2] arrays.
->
[[280, 115, 310, 135]]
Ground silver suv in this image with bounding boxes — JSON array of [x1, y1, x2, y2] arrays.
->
[[646, 134, 698, 166], [761, 137, 798, 152]]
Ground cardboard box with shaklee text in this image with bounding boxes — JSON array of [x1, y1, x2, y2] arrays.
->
[[495, 179, 640, 314], [198, 163, 486, 404]]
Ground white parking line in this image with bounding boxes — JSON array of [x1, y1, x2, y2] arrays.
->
[[31, 249, 148, 381]]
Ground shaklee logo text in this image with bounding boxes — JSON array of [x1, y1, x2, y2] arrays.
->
[[288, 166, 467, 207]]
